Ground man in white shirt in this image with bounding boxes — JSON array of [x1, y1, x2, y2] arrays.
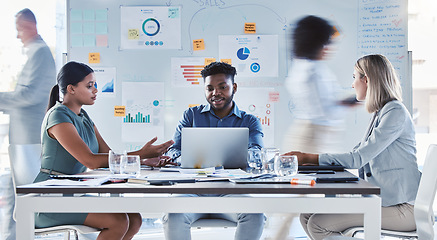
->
[[0, 8, 55, 240]]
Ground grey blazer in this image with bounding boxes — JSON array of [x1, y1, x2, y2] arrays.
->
[[0, 36, 56, 144], [319, 100, 421, 207]]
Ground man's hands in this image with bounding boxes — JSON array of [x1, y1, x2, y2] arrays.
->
[[141, 155, 178, 167], [140, 137, 174, 158]]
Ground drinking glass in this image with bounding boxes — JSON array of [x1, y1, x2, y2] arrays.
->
[[108, 150, 123, 174], [120, 155, 141, 177], [262, 148, 280, 173], [274, 155, 298, 177], [247, 149, 263, 174]]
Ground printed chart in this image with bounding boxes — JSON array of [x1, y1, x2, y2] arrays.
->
[[234, 88, 275, 147], [93, 67, 116, 95], [120, 6, 181, 49], [171, 57, 213, 87], [219, 35, 278, 77], [121, 82, 164, 142]]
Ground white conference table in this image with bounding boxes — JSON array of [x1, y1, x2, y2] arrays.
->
[[15, 169, 381, 239]]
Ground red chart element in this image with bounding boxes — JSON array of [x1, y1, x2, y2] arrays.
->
[[181, 65, 203, 85]]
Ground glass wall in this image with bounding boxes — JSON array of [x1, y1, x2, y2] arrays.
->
[[409, 0, 437, 165], [0, 0, 435, 188]]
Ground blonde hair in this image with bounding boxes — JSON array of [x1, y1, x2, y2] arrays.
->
[[354, 54, 402, 113]]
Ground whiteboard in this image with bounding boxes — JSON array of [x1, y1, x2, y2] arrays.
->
[[66, 0, 408, 153]]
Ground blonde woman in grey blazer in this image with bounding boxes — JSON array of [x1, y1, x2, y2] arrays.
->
[[284, 54, 421, 240]]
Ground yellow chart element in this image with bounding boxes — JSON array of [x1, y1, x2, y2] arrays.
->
[[245, 23, 256, 34], [114, 106, 126, 116], [193, 39, 205, 51], [88, 53, 100, 64]]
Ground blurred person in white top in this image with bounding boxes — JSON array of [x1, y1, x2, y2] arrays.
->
[[0, 8, 55, 240], [275, 16, 355, 239], [282, 15, 355, 154]]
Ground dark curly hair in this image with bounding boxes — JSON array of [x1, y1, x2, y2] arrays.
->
[[201, 62, 237, 83], [293, 15, 335, 60]]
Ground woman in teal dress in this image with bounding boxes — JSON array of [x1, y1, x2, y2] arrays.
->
[[34, 61, 175, 240]]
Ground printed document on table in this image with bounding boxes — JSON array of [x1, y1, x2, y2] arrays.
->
[[32, 176, 112, 187]]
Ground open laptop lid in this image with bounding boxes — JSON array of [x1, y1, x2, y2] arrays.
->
[[181, 127, 249, 169]]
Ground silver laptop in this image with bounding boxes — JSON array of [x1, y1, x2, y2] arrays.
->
[[181, 127, 249, 169]]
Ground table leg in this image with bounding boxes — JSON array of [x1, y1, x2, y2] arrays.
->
[[363, 196, 381, 240], [15, 195, 35, 240]]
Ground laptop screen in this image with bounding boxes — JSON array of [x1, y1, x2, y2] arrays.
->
[[181, 127, 249, 169]]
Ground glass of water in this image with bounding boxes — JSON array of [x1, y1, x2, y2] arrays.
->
[[120, 155, 141, 177], [247, 149, 263, 174], [262, 148, 280, 173], [108, 150, 123, 174], [274, 155, 298, 177]]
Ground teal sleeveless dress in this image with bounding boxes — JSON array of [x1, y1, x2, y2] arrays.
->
[[34, 102, 99, 228]]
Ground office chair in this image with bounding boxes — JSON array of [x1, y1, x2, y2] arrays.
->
[[342, 144, 437, 239], [35, 225, 99, 240], [10, 144, 100, 240]]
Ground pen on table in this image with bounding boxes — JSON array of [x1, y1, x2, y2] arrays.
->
[[290, 178, 316, 186]]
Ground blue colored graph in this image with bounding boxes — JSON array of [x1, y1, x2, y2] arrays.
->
[[102, 79, 114, 92], [142, 18, 160, 36], [250, 63, 260, 73], [124, 112, 150, 123], [237, 47, 250, 60]]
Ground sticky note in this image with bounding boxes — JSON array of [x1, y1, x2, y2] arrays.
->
[[83, 22, 95, 34], [245, 23, 256, 34], [193, 39, 205, 51], [70, 22, 83, 34], [332, 25, 340, 38], [71, 35, 83, 47], [83, 9, 95, 21], [95, 9, 108, 21], [114, 106, 126, 116], [168, 7, 180, 18], [89, 52, 100, 64], [128, 29, 140, 40], [70, 9, 82, 21], [221, 59, 232, 65], [269, 91, 280, 102], [95, 22, 108, 34], [83, 35, 96, 47], [96, 35, 108, 47], [204, 58, 216, 66]]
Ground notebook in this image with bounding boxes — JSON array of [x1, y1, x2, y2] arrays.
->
[[180, 127, 249, 169]]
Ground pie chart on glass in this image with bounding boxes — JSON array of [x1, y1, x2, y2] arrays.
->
[[237, 47, 250, 60], [142, 18, 160, 36]]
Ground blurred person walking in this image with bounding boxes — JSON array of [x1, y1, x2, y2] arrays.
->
[[0, 8, 55, 240], [275, 15, 354, 240], [282, 15, 352, 154]]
